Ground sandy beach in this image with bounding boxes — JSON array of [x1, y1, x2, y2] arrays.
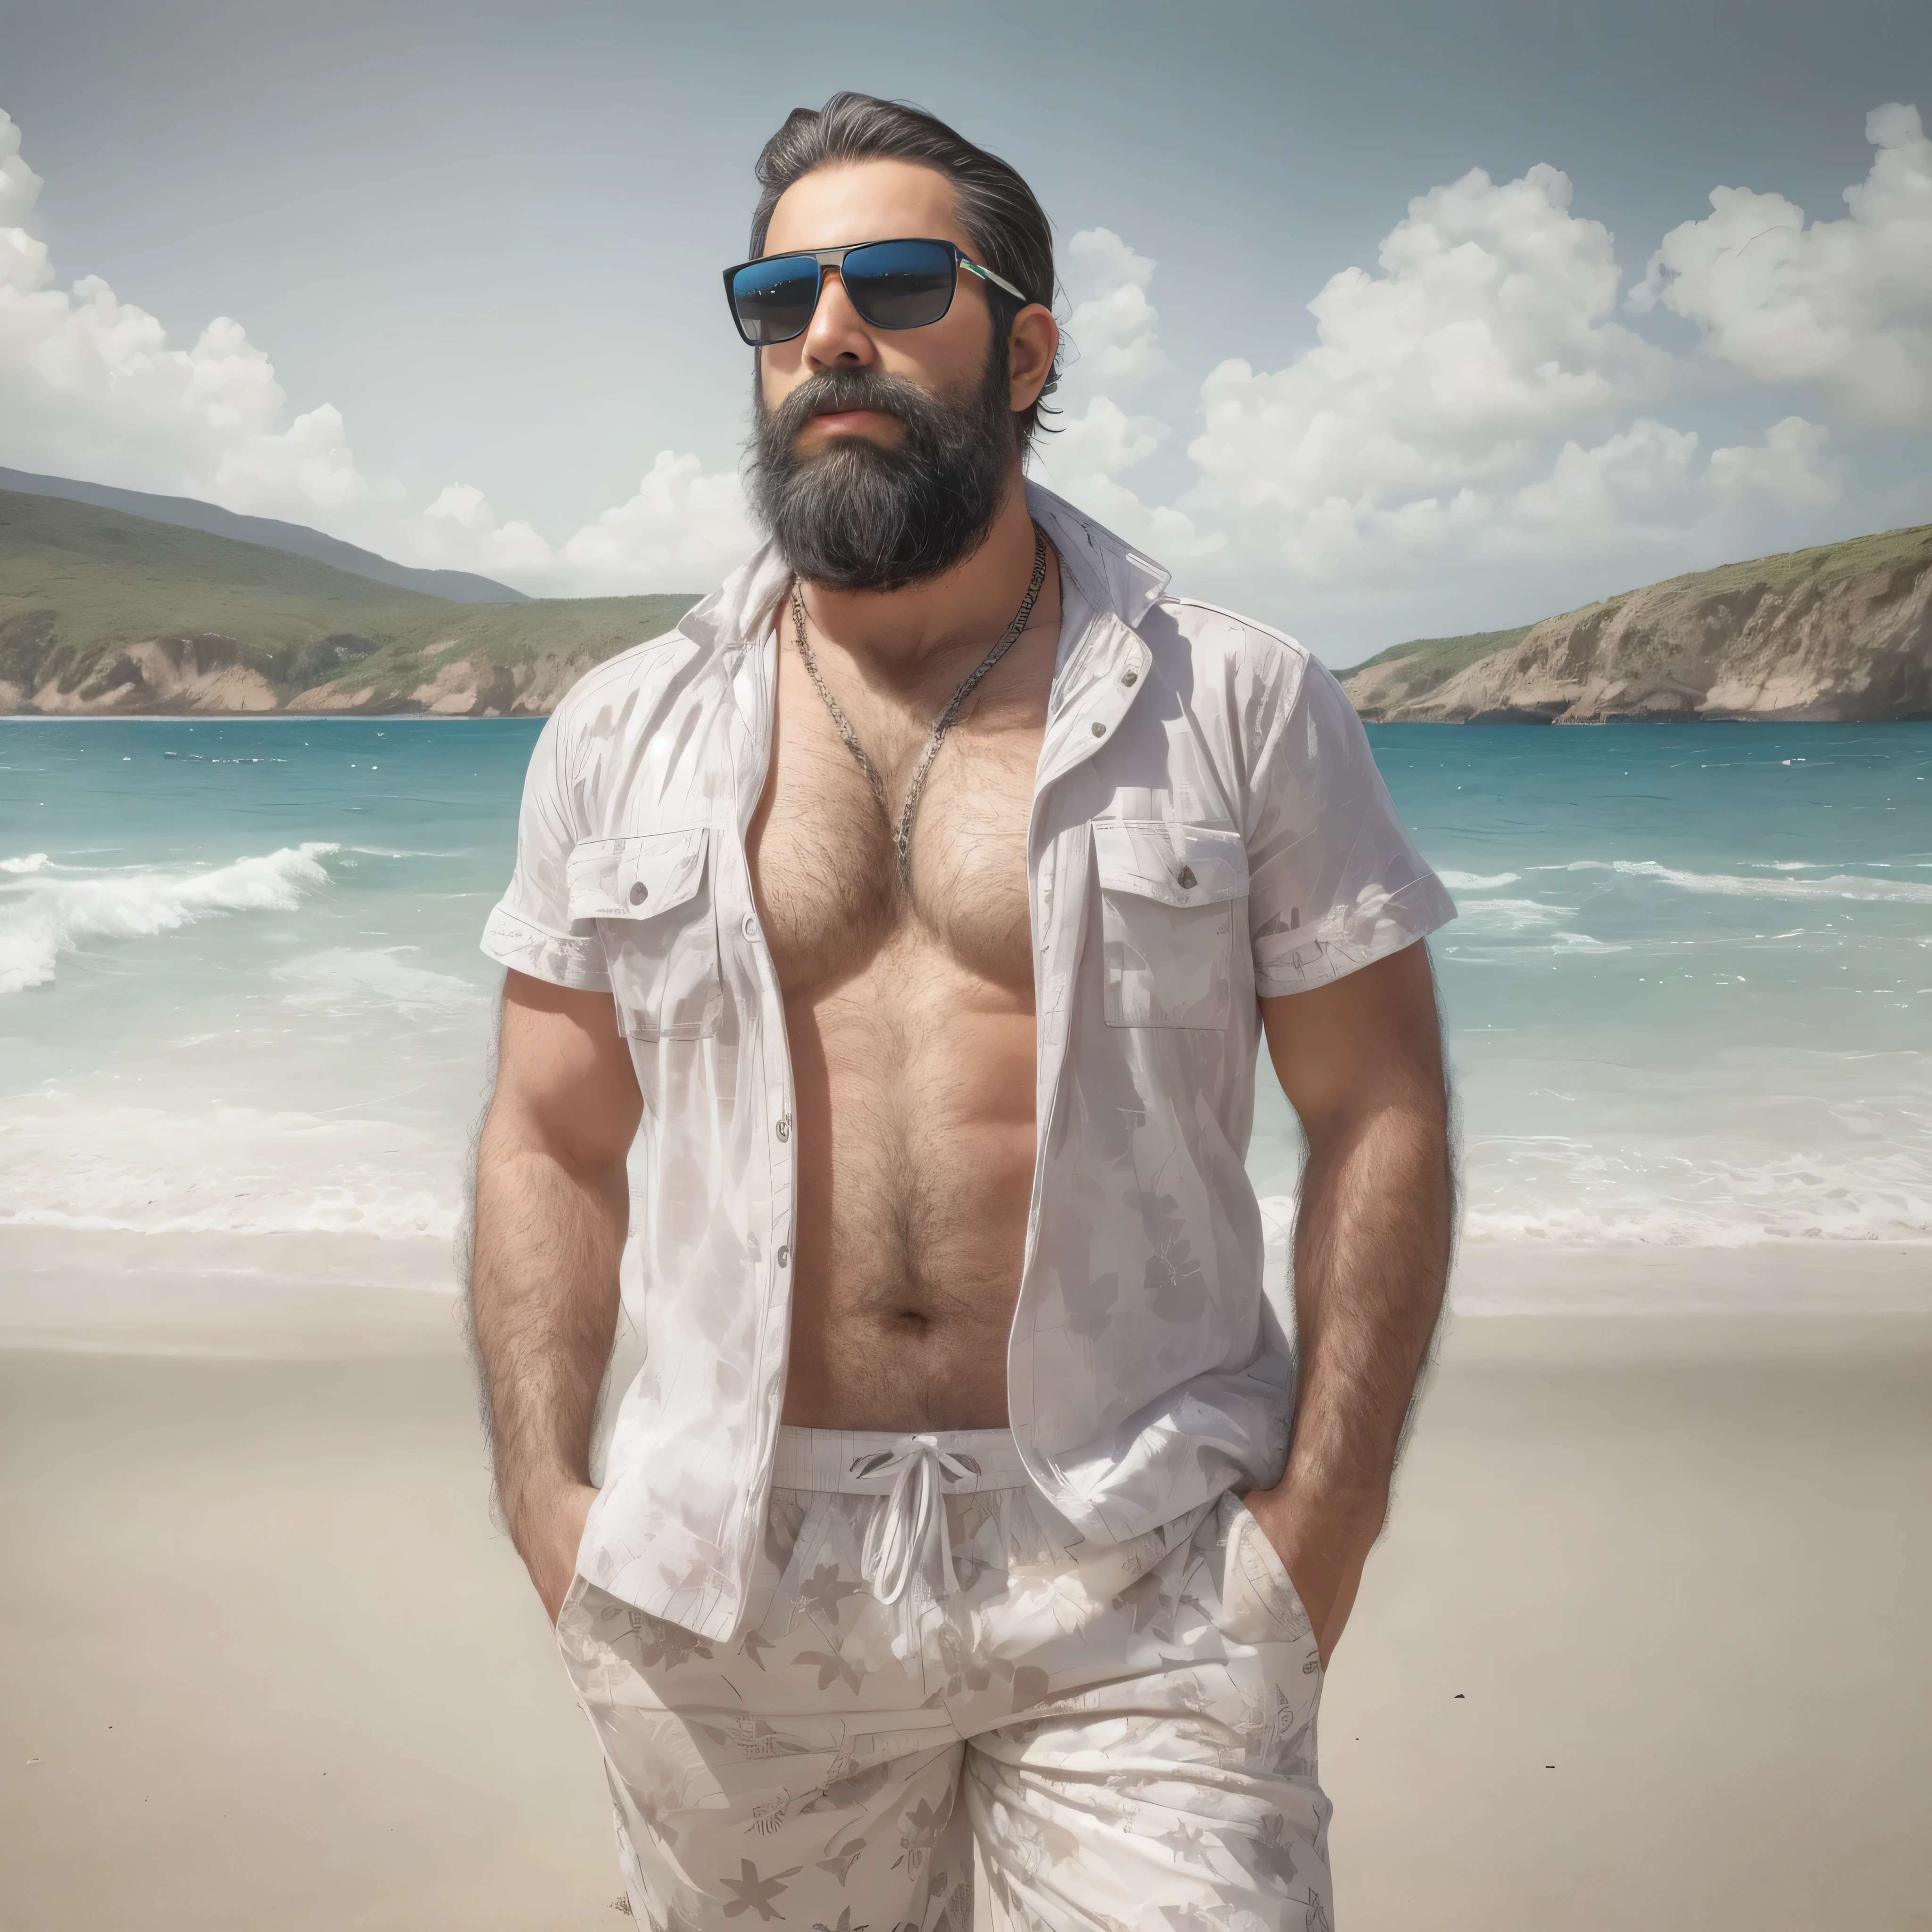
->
[[3, 1241, 1927, 1932]]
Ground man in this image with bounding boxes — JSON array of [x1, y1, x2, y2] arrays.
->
[[470, 93, 1454, 1932]]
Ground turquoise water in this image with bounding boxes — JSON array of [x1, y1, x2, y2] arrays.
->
[[3, 718, 1928, 1263]]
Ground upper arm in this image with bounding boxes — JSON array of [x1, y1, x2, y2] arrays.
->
[[1260, 941, 1446, 1145], [487, 970, 641, 1173]]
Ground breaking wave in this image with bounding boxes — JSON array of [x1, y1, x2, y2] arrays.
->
[[0, 843, 339, 994]]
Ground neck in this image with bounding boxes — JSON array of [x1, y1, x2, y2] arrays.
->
[[792, 469, 1046, 683]]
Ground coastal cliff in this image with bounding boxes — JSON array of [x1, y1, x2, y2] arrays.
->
[[0, 488, 697, 716], [1342, 524, 1932, 723], [7, 481, 1930, 722]]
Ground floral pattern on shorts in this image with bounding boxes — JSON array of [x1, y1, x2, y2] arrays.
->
[[558, 1429, 1331, 1932]]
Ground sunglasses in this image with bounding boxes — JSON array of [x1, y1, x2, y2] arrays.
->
[[722, 238, 1030, 347]]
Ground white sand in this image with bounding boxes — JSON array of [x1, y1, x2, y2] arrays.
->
[[3, 1237, 1929, 1930]]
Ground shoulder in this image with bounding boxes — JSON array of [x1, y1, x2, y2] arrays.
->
[[1137, 595, 1317, 709], [546, 623, 728, 746]]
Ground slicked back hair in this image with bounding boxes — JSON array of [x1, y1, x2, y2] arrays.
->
[[749, 93, 1059, 451]]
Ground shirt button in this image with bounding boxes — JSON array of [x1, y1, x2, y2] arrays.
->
[[1091, 721, 1106, 737], [743, 913, 759, 939], [1122, 670, 1138, 686], [627, 881, 648, 906], [775, 1115, 791, 1142], [1176, 865, 1198, 889], [777, 1245, 791, 1267]]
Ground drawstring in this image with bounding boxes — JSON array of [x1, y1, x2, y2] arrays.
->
[[853, 1434, 977, 1607]]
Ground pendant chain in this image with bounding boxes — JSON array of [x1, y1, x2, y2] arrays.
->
[[790, 525, 1049, 891]]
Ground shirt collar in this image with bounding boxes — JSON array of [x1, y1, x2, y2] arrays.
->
[[681, 482, 1171, 655]]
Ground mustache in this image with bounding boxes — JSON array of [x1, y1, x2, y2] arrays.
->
[[758, 366, 955, 449]]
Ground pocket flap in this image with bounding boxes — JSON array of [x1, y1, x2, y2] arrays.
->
[[566, 828, 710, 921], [1092, 820, 1249, 908]]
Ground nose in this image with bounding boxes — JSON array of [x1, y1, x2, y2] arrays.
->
[[801, 267, 878, 370]]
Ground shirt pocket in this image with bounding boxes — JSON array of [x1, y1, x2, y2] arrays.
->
[[566, 829, 722, 1041], [1091, 820, 1250, 1030]]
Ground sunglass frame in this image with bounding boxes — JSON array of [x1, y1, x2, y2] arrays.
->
[[721, 238, 1030, 347]]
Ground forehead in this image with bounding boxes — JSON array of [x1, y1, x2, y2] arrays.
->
[[763, 158, 971, 256]]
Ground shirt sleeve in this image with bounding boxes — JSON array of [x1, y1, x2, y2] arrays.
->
[[479, 708, 612, 992], [1244, 650, 1455, 997]]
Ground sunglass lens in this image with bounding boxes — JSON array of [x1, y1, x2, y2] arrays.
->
[[731, 256, 820, 343], [842, 240, 957, 329]]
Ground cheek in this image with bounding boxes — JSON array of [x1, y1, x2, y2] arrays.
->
[[760, 347, 808, 412], [876, 314, 985, 390]]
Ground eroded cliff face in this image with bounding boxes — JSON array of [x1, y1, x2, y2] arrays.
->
[[0, 633, 280, 715], [286, 644, 607, 716], [1345, 527, 1932, 723], [0, 630, 604, 718]]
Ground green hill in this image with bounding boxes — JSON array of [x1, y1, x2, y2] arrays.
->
[[0, 488, 701, 715], [0, 465, 530, 603], [1337, 624, 1535, 700]]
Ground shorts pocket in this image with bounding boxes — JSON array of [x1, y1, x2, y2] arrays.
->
[[567, 829, 722, 1041], [1092, 820, 1249, 1029], [1220, 1495, 1320, 1673]]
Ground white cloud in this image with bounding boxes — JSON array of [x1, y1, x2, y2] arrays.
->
[[0, 245, 376, 522], [1037, 228, 1220, 559], [0, 101, 1921, 636], [400, 457, 757, 595], [1046, 161, 1851, 601], [0, 106, 748, 593], [1187, 163, 1670, 530], [554, 451, 757, 592], [412, 484, 555, 578], [1706, 415, 1843, 513], [0, 110, 42, 227], [1505, 416, 1840, 544], [1063, 227, 1169, 388], [1630, 104, 1932, 425]]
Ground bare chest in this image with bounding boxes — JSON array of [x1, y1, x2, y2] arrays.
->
[[748, 642, 1048, 999]]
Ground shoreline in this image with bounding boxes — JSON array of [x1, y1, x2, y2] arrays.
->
[[3, 1225, 1927, 1359]]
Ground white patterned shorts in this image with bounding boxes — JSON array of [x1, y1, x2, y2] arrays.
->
[[557, 1427, 1332, 1932]]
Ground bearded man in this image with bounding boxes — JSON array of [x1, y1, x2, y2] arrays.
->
[[470, 92, 1455, 1932]]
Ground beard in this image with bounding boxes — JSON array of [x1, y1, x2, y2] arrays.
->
[[747, 348, 1016, 593]]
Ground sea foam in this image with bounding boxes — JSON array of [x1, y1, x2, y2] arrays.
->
[[275, 947, 489, 1018], [1547, 860, 1932, 903], [0, 843, 339, 993]]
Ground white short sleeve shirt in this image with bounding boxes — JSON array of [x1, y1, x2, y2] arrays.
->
[[482, 484, 1454, 1639]]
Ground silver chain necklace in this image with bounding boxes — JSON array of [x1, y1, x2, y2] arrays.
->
[[790, 524, 1049, 891]]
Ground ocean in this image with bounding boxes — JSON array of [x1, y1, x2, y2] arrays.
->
[[3, 717, 1928, 1301]]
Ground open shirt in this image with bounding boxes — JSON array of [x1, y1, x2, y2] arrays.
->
[[482, 483, 1454, 1640]]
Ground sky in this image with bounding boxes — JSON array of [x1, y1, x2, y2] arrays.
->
[[1, 0, 1929, 661]]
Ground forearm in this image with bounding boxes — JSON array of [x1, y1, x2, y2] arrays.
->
[[1282, 1093, 1451, 1517], [468, 1125, 627, 1558]]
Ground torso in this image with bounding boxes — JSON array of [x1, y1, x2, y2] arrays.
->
[[748, 564, 1063, 1430]]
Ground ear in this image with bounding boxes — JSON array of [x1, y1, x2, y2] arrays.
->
[[1006, 304, 1059, 416]]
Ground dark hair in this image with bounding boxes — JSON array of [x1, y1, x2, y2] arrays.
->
[[749, 93, 1059, 449]]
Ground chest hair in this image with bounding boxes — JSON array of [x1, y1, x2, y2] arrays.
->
[[750, 653, 1042, 999]]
